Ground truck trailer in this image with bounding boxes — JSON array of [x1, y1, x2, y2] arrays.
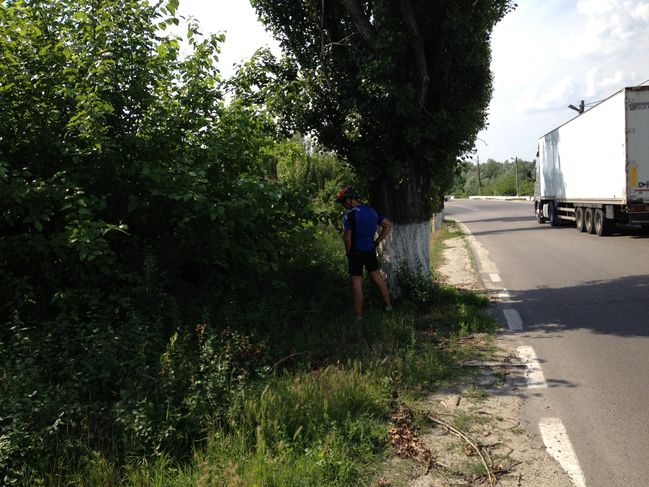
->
[[534, 86, 649, 236]]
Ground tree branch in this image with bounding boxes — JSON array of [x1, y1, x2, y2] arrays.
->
[[427, 413, 498, 486], [398, 0, 430, 107], [340, 0, 377, 50]]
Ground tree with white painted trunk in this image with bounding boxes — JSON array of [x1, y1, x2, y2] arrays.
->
[[251, 0, 514, 281]]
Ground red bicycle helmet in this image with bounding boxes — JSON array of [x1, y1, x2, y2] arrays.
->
[[336, 186, 358, 203]]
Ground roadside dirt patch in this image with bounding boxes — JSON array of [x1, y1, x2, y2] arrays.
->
[[376, 225, 574, 486], [436, 236, 480, 292], [380, 343, 573, 486]]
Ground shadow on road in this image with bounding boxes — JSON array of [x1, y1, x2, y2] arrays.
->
[[466, 220, 649, 238], [458, 215, 537, 225], [503, 274, 649, 337]]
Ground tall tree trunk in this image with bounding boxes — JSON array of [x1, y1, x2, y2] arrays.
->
[[379, 220, 431, 290], [372, 158, 433, 288]]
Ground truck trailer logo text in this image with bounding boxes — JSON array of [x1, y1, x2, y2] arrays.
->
[[629, 102, 649, 111]]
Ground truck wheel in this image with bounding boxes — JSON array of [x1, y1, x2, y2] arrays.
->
[[594, 209, 611, 236], [575, 207, 586, 232], [584, 208, 595, 234], [548, 201, 560, 227], [536, 202, 546, 223]]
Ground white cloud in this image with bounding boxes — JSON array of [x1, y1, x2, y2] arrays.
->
[[584, 67, 644, 98], [564, 0, 649, 59], [478, 0, 649, 161], [517, 75, 578, 113]]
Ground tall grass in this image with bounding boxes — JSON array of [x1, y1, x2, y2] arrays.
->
[[191, 364, 390, 486], [21, 222, 497, 486]]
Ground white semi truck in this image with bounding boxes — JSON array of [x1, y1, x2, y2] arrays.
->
[[534, 86, 649, 236]]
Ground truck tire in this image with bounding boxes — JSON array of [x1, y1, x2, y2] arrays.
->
[[536, 202, 546, 223], [584, 208, 595, 234], [548, 201, 560, 227], [594, 209, 612, 236], [575, 207, 586, 232]]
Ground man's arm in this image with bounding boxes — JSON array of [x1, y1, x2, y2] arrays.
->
[[375, 218, 393, 247], [343, 230, 353, 255]]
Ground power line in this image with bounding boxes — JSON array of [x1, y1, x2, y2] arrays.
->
[[571, 79, 649, 113], [584, 99, 604, 107]]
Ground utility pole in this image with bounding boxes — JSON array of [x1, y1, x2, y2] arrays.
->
[[476, 155, 482, 196], [474, 138, 487, 196], [515, 157, 519, 196]]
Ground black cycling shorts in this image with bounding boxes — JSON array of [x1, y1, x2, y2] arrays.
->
[[347, 249, 379, 277]]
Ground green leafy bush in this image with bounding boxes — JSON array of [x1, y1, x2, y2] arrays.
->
[[0, 0, 324, 480], [398, 269, 497, 335], [0, 1, 501, 484]]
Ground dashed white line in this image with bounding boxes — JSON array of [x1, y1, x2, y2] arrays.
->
[[539, 417, 587, 487], [503, 308, 523, 331], [516, 345, 548, 388], [456, 217, 584, 485]]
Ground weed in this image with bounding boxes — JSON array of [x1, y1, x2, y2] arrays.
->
[[451, 410, 491, 433], [189, 364, 390, 486], [465, 386, 489, 403]]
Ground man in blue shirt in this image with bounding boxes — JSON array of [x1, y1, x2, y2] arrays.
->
[[336, 187, 393, 320]]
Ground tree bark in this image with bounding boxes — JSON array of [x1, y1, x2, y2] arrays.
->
[[340, 0, 377, 50], [372, 158, 430, 225], [398, 0, 430, 107], [379, 220, 431, 291], [371, 157, 433, 287]]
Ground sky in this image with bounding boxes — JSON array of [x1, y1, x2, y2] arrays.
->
[[176, 0, 649, 163]]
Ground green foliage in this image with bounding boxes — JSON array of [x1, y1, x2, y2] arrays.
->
[[227, 52, 358, 214], [272, 135, 356, 212], [451, 158, 536, 197], [0, 0, 505, 484], [397, 270, 497, 335], [235, 364, 390, 452], [0, 0, 319, 481], [250, 0, 515, 222]]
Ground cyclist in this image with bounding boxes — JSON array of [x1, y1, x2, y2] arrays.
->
[[336, 186, 393, 320]]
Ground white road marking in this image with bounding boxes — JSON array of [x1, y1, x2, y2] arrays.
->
[[503, 308, 523, 331], [539, 417, 587, 487], [516, 345, 548, 388], [489, 273, 501, 282], [497, 288, 511, 301], [455, 211, 584, 485]]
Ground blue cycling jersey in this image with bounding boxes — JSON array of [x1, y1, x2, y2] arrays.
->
[[343, 205, 384, 251]]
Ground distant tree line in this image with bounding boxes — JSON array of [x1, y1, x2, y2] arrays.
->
[[450, 158, 535, 197]]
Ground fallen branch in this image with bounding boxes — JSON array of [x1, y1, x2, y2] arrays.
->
[[426, 413, 498, 486], [493, 460, 522, 475]]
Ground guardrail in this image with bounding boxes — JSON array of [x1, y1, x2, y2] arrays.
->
[[467, 195, 534, 201]]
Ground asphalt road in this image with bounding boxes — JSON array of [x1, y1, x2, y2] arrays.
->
[[445, 198, 649, 487]]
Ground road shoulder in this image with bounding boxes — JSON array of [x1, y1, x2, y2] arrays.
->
[[388, 222, 575, 486]]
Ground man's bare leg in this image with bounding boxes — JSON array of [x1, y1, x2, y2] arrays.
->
[[351, 276, 364, 318], [369, 270, 392, 309]]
